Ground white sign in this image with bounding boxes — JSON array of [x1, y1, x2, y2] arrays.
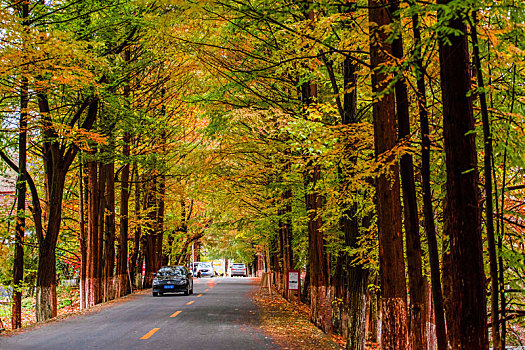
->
[[288, 271, 299, 290]]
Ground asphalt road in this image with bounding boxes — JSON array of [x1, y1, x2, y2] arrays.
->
[[0, 277, 277, 350]]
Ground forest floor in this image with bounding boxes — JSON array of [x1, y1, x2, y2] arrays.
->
[[252, 287, 380, 350]]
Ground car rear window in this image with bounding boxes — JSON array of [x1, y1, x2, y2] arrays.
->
[[157, 267, 185, 277], [232, 264, 245, 268], [199, 262, 212, 268]]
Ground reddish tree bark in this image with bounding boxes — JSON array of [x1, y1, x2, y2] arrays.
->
[[410, 8, 447, 350], [368, 0, 409, 348], [97, 160, 106, 303], [116, 46, 131, 297], [390, 4, 427, 348], [117, 132, 131, 297], [471, 12, 500, 349], [103, 160, 116, 301], [79, 162, 87, 309], [438, 1, 488, 348], [86, 154, 100, 308], [303, 79, 332, 333]]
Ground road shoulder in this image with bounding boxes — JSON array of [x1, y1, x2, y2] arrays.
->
[[252, 288, 340, 350]]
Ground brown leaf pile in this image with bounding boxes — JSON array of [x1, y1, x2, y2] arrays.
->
[[253, 290, 341, 350]]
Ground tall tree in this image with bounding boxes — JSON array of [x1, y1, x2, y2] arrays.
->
[[410, 6, 447, 349], [471, 11, 500, 349], [390, 3, 427, 348], [341, 59, 370, 350], [368, 0, 409, 348], [438, 0, 488, 347], [11, 0, 30, 329], [303, 78, 332, 334], [116, 45, 132, 297]]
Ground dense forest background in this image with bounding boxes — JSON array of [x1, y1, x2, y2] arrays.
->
[[0, 0, 524, 349]]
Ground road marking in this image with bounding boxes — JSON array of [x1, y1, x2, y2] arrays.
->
[[140, 328, 160, 340], [170, 310, 182, 318], [197, 294, 203, 297], [204, 289, 209, 292], [186, 301, 194, 305]]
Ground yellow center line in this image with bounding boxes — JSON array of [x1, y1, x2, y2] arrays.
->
[[170, 310, 182, 318], [186, 301, 194, 305], [204, 289, 209, 292], [197, 294, 203, 297], [140, 328, 160, 340]]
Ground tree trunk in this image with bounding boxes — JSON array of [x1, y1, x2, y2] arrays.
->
[[34, 92, 98, 321], [342, 57, 371, 350], [12, 1, 30, 329], [305, 162, 332, 332], [36, 168, 67, 321], [302, 76, 332, 332], [36, 241, 57, 322], [12, 76, 28, 330], [79, 160, 87, 309], [156, 171, 166, 272], [367, 281, 379, 344], [438, 1, 488, 347], [86, 155, 100, 307], [391, 6, 427, 348], [143, 177, 157, 288], [471, 12, 500, 349], [368, 1, 409, 348], [282, 188, 294, 298], [117, 132, 131, 297], [104, 160, 116, 301], [129, 166, 141, 288], [411, 9, 447, 350]]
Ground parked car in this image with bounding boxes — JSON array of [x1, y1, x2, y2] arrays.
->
[[230, 263, 247, 277], [152, 266, 193, 296], [196, 262, 214, 277]]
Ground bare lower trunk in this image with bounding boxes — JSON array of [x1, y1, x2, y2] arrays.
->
[[367, 283, 379, 343], [36, 243, 57, 322], [380, 298, 410, 348], [345, 267, 370, 350]]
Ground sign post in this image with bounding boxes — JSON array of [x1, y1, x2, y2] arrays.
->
[[286, 270, 301, 301]]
